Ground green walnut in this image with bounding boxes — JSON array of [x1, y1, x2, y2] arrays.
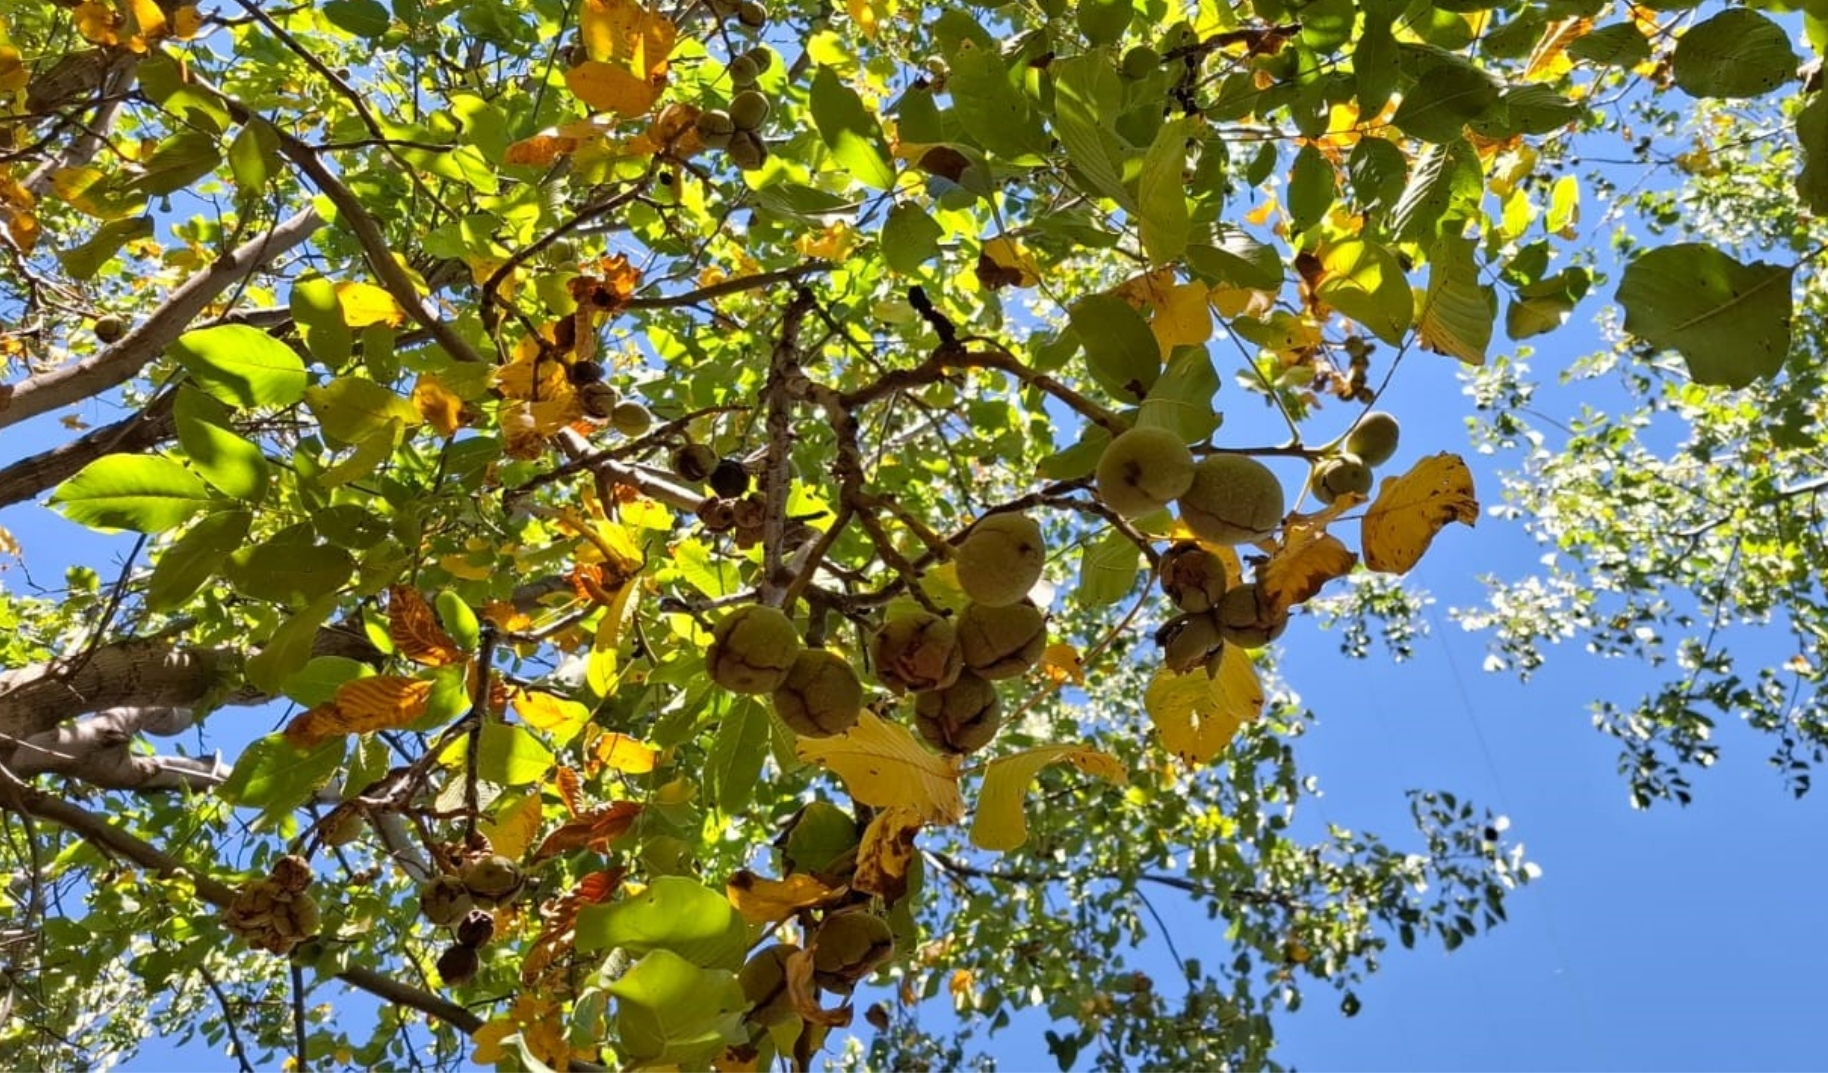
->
[[727, 129, 769, 171], [695, 108, 735, 149], [455, 909, 495, 949], [742, 46, 775, 74], [953, 512, 1046, 607], [1158, 541, 1229, 613], [578, 381, 619, 420], [436, 942, 480, 987], [1344, 411, 1400, 467], [610, 400, 653, 436], [914, 669, 1002, 754], [729, 89, 770, 131], [956, 600, 1046, 680], [871, 611, 962, 693], [1121, 45, 1160, 79], [739, 943, 800, 1025], [736, 0, 768, 28], [1309, 454, 1373, 505], [812, 911, 894, 994], [1095, 426, 1195, 519], [1217, 582, 1288, 649], [671, 442, 718, 483], [420, 875, 474, 925], [708, 604, 803, 693], [93, 313, 127, 343], [726, 53, 759, 87], [772, 648, 864, 737], [1177, 455, 1285, 546], [460, 854, 526, 906], [1155, 611, 1224, 675]]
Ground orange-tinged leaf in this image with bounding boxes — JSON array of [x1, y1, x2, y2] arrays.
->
[[1143, 648, 1262, 766], [796, 712, 965, 825], [531, 801, 642, 860], [565, 60, 663, 118], [126, 0, 166, 39], [284, 676, 435, 745], [336, 281, 404, 327], [846, 0, 891, 39], [170, 4, 204, 37], [479, 792, 544, 861], [412, 374, 465, 437], [854, 806, 922, 903], [482, 600, 533, 633], [594, 731, 657, 773], [504, 132, 583, 166], [785, 947, 854, 1027], [970, 746, 1126, 852], [1041, 642, 1084, 685], [523, 866, 624, 987], [949, 969, 975, 999], [1523, 16, 1591, 82], [388, 585, 464, 667], [1259, 496, 1362, 615], [578, 0, 676, 71], [554, 765, 584, 815], [514, 690, 591, 744], [0, 47, 29, 94], [726, 869, 842, 924], [1361, 452, 1479, 574]]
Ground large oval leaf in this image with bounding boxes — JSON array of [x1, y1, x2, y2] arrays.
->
[[171, 324, 309, 409], [50, 454, 214, 533]]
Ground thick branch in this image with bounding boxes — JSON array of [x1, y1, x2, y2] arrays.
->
[[0, 390, 177, 508], [0, 767, 484, 1035], [0, 208, 322, 429], [0, 639, 240, 747], [7, 707, 224, 792]]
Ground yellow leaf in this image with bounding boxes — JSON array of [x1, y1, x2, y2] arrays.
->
[[503, 132, 583, 166], [336, 281, 404, 328], [479, 792, 544, 861], [6, 209, 39, 254], [0, 524, 20, 558], [1522, 16, 1590, 82], [1210, 285, 1275, 319], [854, 806, 922, 902], [969, 746, 1127, 852], [1258, 497, 1361, 616], [284, 676, 435, 745], [411, 374, 464, 437], [388, 585, 464, 667], [796, 712, 965, 824], [578, 0, 676, 73], [1143, 648, 1262, 766], [978, 236, 1040, 288], [515, 691, 592, 744], [0, 47, 28, 93], [170, 4, 204, 37], [1361, 452, 1478, 574], [1149, 280, 1214, 356], [1040, 642, 1084, 686], [846, 0, 893, 39], [126, 0, 166, 40], [73, 1, 122, 45], [565, 60, 662, 118], [726, 869, 841, 924], [593, 731, 657, 773]]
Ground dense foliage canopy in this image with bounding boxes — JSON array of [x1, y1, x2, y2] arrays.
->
[[0, 0, 1821, 1067]]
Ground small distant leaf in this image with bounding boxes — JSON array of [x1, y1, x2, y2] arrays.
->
[[1143, 648, 1263, 766], [336, 280, 405, 328], [796, 712, 966, 824], [593, 731, 658, 772], [50, 455, 213, 534], [1362, 452, 1479, 574], [970, 745, 1126, 852], [1615, 243, 1794, 387], [171, 324, 309, 408], [1671, 8, 1796, 99]]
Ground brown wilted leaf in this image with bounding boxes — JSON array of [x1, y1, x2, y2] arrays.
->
[[522, 867, 624, 987], [785, 947, 854, 1027], [284, 676, 436, 746], [1258, 494, 1362, 616], [917, 146, 972, 182], [388, 586, 463, 667], [554, 766, 584, 815], [725, 869, 844, 924], [854, 806, 922, 904], [531, 801, 642, 861], [1362, 452, 1478, 574]]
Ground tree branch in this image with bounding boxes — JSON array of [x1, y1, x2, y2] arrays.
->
[[0, 208, 322, 430], [0, 389, 178, 508]]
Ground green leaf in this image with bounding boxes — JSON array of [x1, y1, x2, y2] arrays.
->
[[1390, 65, 1503, 143], [1187, 227, 1283, 289], [1416, 234, 1496, 365], [1051, 53, 1137, 213], [1037, 423, 1112, 481], [1474, 85, 1585, 138], [934, 11, 1049, 160], [1139, 119, 1193, 263], [476, 721, 555, 786], [1287, 144, 1336, 235], [602, 950, 748, 1068], [1315, 239, 1414, 346], [171, 324, 310, 408], [146, 509, 252, 612], [324, 0, 391, 36], [305, 377, 421, 445], [809, 66, 895, 190], [1797, 93, 1828, 216], [282, 656, 376, 708], [291, 276, 353, 368], [1136, 347, 1220, 442], [1070, 293, 1159, 401], [1389, 139, 1482, 245], [228, 526, 355, 607], [1348, 137, 1409, 219], [881, 202, 943, 274], [227, 119, 281, 194], [1354, 13, 1400, 115], [134, 130, 220, 196], [246, 596, 341, 695], [782, 800, 860, 874], [218, 732, 346, 816], [1566, 22, 1651, 67], [58, 216, 154, 281], [173, 386, 270, 503], [705, 696, 769, 814], [1077, 526, 1143, 608], [1506, 267, 1590, 340], [575, 876, 752, 968], [1075, 0, 1131, 45], [1616, 243, 1795, 388], [319, 420, 402, 489], [50, 455, 213, 534], [1671, 8, 1797, 99]]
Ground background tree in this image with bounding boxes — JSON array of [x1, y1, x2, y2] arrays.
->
[[0, 0, 1813, 1068]]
